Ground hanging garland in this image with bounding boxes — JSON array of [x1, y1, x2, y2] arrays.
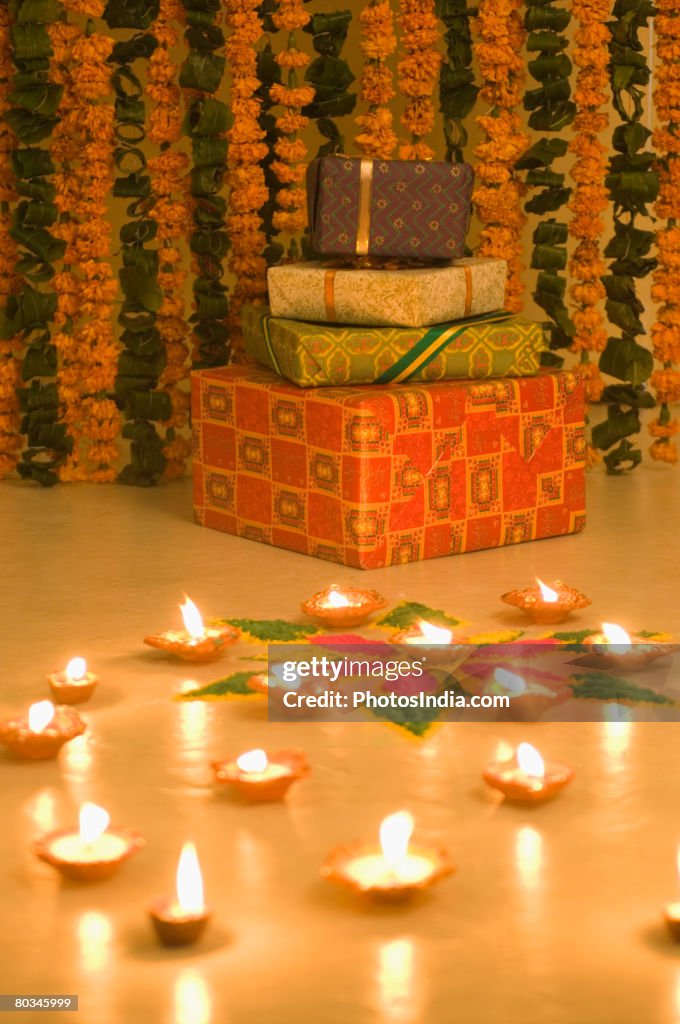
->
[[107, 11, 168, 487], [517, 0, 575, 358], [225, 0, 268, 360], [435, 0, 477, 164], [255, 33, 283, 266], [0, 0, 69, 486], [147, 0, 192, 477], [649, 0, 680, 464], [567, 0, 610, 461], [472, 0, 529, 312], [397, 0, 441, 160], [0, 1, 21, 478], [51, 13, 121, 483], [180, 0, 230, 368], [355, 0, 397, 158], [303, 9, 355, 160], [597, 0, 658, 474], [269, 0, 313, 246]]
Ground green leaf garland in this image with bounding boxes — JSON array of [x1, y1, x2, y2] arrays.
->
[[106, 30, 169, 487], [3, 0, 69, 486], [517, 0, 575, 360], [303, 9, 356, 154], [180, 0, 230, 368], [435, 0, 477, 164], [598, 0, 659, 472]]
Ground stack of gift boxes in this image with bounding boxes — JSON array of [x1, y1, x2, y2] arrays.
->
[[192, 155, 586, 569]]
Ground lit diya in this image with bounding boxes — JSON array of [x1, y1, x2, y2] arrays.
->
[[301, 585, 388, 629], [483, 742, 574, 804], [501, 578, 591, 625], [322, 810, 453, 902], [33, 802, 144, 881], [144, 596, 240, 663], [48, 657, 98, 705], [388, 620, 469, 668], [582, 622, 680, 671], [212, 747, 309, 802], [149, 841, 211, 947], [663, 847, 680, 941], [0, 700, 85, 761]]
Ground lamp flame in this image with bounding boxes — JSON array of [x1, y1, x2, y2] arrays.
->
[[28, 700, 55, 734], [180, 597, 205, 639], [417, 620, 453, 644], [176, 841, 205, 914], [236, 748, 268, 773], [79, 802, 110, 845], [517, 742, 545, 779], [380, 811, 414, 870], [536, 578, 559, 603], [601, 622, 632, 647], [325, 587, 351, 609], [66, 657, 87, 681], [493, 668, 527, 695]]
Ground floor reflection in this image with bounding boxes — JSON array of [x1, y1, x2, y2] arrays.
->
[[174, 969, 212, 1024]]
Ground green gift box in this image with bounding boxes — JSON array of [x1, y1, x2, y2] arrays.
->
[[242, 306, 547, 388]]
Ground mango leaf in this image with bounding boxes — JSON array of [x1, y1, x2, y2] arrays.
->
[[9, 84, 63, 116], [104, 0, 159, 28], [600, 336, 653, 384], [535, 270, 566, 297], [304, 55, 355, 101], [10, 225, 65, 264], [10, 24, 53, 61], [525, 169, 564, 188], [124, 390, 172, 421], [528, 101, 576, 132], [4, 109, 57, 144], [605, 298, 643, 336], [303, 93, 356, 119], [11, 148, 54, 179], [612, 121, 651, 155], [516, 138, 568, 170], [531, 244, 567, 271], [525, 186, 571, 214], [603, 438, 642, 475], [527, 53, 571, 81], [600, 383, 655, 409], [119, 266, 163, 311], [18, 0, 64, 21], [304, 10, 352, 57], [591, 404, 640, 450], [526, 31, 567, 52], [533, 220, 568, 245], [525, 5, 570, 30], [179, 53, 225, 93]]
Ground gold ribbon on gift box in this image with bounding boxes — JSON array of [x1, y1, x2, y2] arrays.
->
[[321, 262, 473, 323], [356, 158, 374, 256]]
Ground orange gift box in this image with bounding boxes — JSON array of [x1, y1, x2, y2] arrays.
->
[[192, 366, 586, 570]]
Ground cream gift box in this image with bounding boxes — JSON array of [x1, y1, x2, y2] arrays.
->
[[266, 257, 507, 328]]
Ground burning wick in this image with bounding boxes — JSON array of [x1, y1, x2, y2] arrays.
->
[[536, 578, 559, 603], [28, 701, 55, 735], [180, 597, 205, 640]]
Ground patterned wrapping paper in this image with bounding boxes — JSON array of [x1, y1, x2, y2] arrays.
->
[[267, 258, 507, 327], [192, 366, 587, 570], [242, 306, 546, 388], [306, 155, 474, 260]]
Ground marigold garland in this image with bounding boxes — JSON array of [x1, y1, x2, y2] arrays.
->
[[147, 0, 192, 478], [355, 0, 398, 158], [0, 2, 21, 479], [473, 0, 529, 312], [270, 0, 313, 241], [225, 0, 268, 359], [650, 0, 680, 465], [396, 0, 441, 160], [50, 14, 120, 482]]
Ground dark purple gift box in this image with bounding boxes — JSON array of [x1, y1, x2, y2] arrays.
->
[[306, 155, 474, 261]]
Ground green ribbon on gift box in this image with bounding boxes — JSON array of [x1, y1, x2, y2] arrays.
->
[[374, 311, 514, 384], [260, 309, 514, 384]]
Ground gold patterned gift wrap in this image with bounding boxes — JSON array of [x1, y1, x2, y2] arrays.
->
[[242, 306, 547, 388], [266, 258, 507, 328]]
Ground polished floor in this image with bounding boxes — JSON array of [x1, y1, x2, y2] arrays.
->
[[1, 466, 680, 1024]]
